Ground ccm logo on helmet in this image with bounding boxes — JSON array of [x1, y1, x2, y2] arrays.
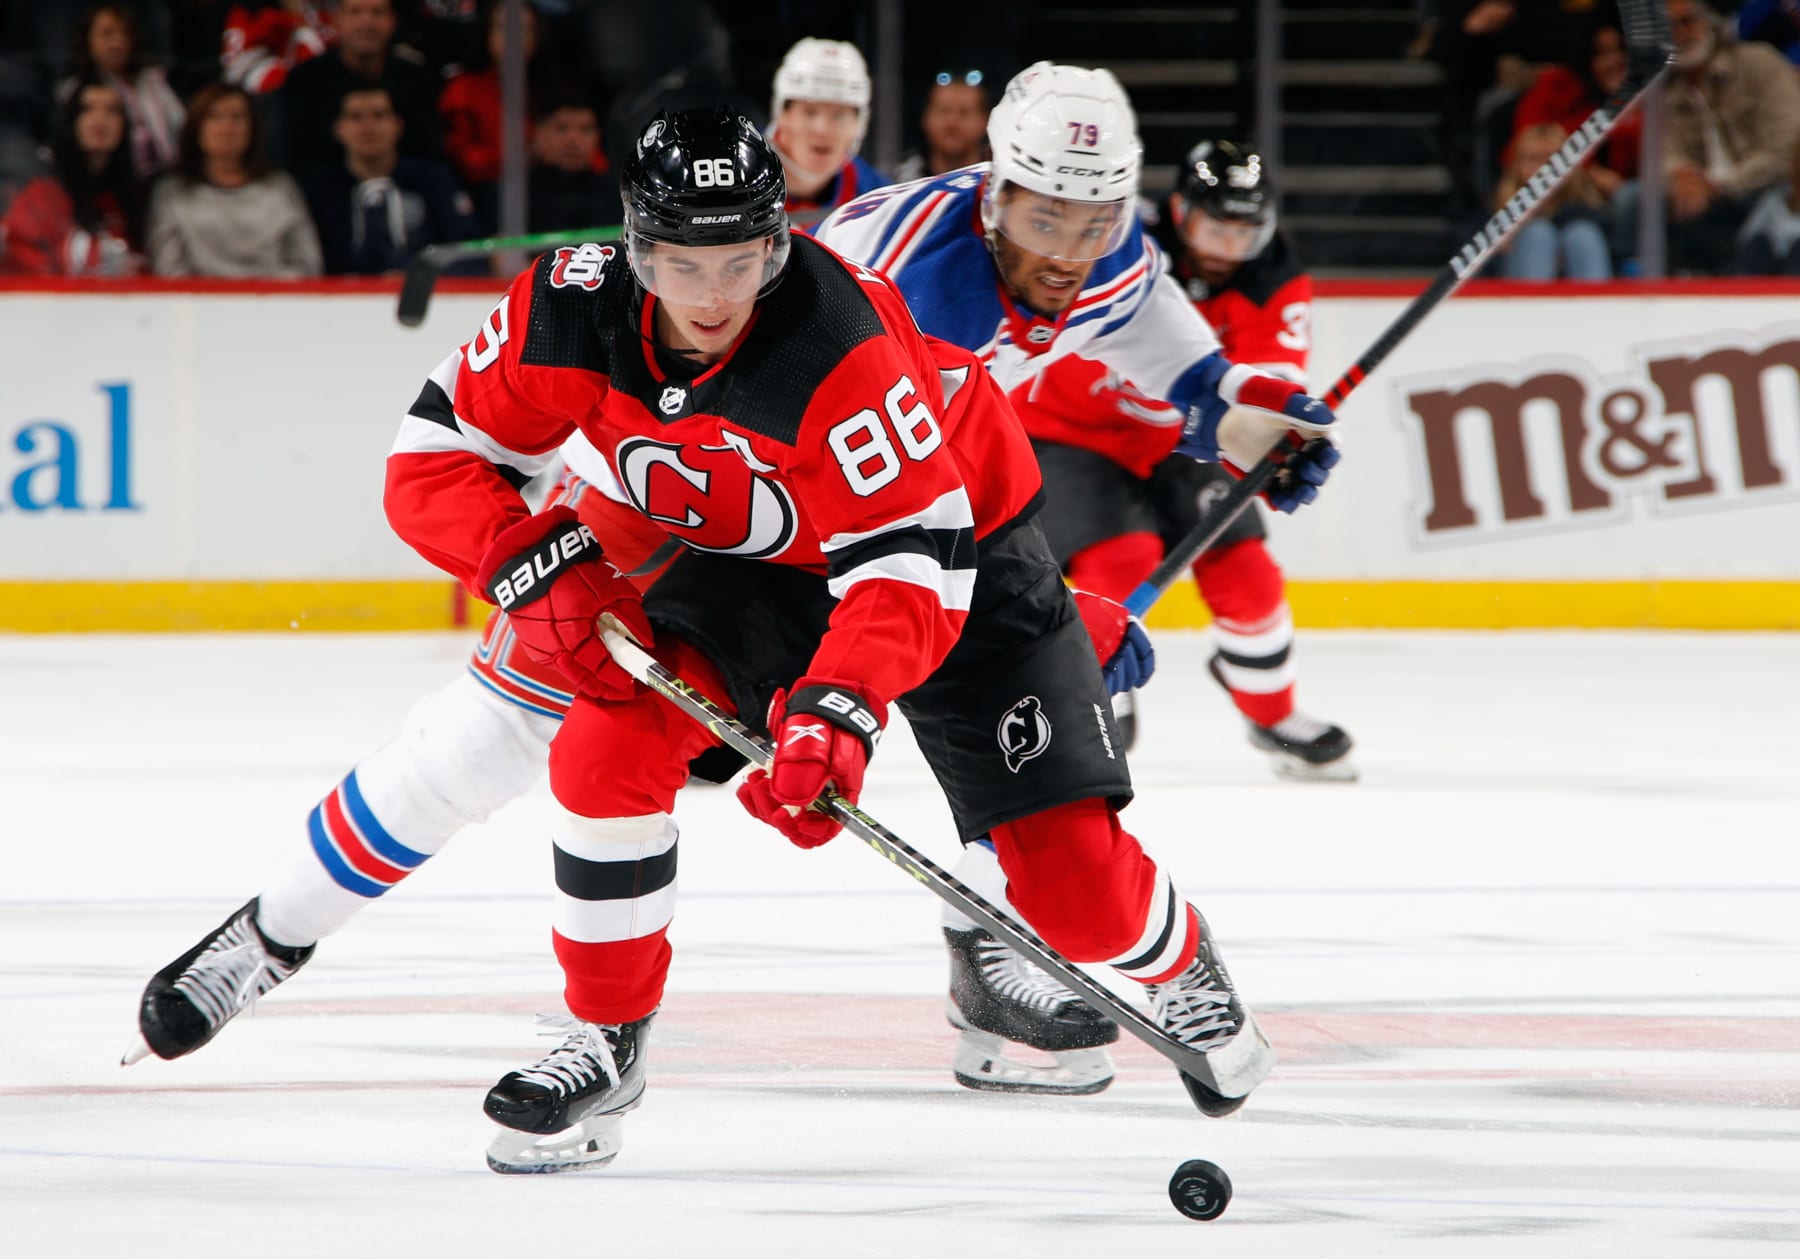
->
[[488, 524, 602, 609], [1056, 165, 1106, 177]]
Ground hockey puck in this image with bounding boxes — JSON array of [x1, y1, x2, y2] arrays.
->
[[1168, 1158, 1232, 1221]]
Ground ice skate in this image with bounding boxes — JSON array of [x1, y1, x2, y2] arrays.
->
[[1150, 920, 1274, 1117], [1209, 654, 1356, 782], [124, 897, 314, 1065], [483, 1012, 651, 1174], [944, 927, 1117, 1095]]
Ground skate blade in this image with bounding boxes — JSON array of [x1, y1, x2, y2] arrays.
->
[[951, 1030, 1114, 1096], [120, 1036, 154, 1067], [485, 1114, 624, 1175], [1269, 754, 1358, 784]]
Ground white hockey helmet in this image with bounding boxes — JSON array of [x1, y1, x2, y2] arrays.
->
[[982, 61, 1142, 261], [771, 37, 871, 127]]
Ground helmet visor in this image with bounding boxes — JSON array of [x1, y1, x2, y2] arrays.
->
[[1178, 203, 1275, 263], [626, 224, 790, 304], [985, 179, 1132, 262]]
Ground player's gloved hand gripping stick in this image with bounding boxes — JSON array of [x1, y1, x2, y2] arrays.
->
[[596, 616, 1272, 1110], [1121, 0, 1673, 620]]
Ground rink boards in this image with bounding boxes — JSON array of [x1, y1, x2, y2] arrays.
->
[[3, 276, 1798, 631]]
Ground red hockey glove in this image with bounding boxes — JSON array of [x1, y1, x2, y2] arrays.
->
[[737, 677, 887, 849], [1072, 589, 1156, 695], [474, 505, 653, 701]]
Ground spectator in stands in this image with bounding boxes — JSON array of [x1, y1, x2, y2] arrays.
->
[[438, 0, 550, 229], [892, 69, 990, 183], [146, 81, 322, 275], [527, 94, 617, 233], [221, 0, 334, 95], [0, 76, 146, 275], [282, 0, 440, 169], [59, 3, 186, 179], [1738, 131, 1800, 274], [1431, 0, 1604, 217], [1493, 122, 1612, 278], [299, 81, 474, 274], [1509, 19, 1642, 200], [767, 37, 889, 215], [1624, 0, 1800, 273]]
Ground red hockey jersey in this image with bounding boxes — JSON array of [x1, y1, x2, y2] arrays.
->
[[385, 234, 1043, 706]]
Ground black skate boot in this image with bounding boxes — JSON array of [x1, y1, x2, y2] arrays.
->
[[1209, 654, 1356, 782], [944, 927, 1118, 1095], [124, 897, 314, 1065], [1149, 920, 1275, 1117], [483, 1012, 652, 1173]]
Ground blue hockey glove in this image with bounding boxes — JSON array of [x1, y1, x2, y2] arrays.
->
[[1073, 590, 1156, 695]]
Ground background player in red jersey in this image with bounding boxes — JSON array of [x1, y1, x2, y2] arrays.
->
[[1064, 138, 1357, 781]]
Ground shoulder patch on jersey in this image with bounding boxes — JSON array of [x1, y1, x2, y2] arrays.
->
[[718, 235, 888, 446], [518, 248, 631, 372]]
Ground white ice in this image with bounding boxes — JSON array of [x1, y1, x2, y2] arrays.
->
[[3, 630, 1797, 1258]]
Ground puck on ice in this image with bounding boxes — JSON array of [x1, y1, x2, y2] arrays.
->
[[1168, 1158, 1231, 1220]]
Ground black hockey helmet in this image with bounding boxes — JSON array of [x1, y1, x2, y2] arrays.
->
[[621, 108, 791, 298], [1174, 138, 1276, 261]]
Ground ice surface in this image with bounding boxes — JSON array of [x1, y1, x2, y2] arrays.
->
[[3, 630, 1797, 1257]]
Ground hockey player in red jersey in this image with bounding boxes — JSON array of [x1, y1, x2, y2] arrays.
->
[[1117, 138, 1356, 780], [379, 108, 1321, 1172]]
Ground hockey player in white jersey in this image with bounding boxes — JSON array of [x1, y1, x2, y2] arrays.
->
[[811, 62, 1341, 1095]]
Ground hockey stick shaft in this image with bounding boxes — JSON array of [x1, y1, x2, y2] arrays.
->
[[396, 225, 626, 327], [596, 620, 1254, 1096], [1123, 22, 1672, 618]]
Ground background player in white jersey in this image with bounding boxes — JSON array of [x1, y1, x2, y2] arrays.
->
[[813, 62, 1343, 1095], [766, 37, 889, 216]]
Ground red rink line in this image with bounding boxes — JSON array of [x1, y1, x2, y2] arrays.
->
[[171, 992, 1800, 1057]]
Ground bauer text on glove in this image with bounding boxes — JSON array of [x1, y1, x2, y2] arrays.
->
[[474, 504, 653, 700]]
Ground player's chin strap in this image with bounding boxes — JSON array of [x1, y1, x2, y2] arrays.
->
[[594, 615, 1266, 1103], [1122, 0, 1673, 621]]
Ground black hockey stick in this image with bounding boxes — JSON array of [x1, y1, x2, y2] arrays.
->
[[597, 619, 1275, 1108], [1122, 0, 1673, 618], [395, 225, 625, 327]]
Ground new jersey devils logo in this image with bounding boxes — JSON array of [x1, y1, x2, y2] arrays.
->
[[997, 696, 1052, 773], [616, 436, 797, 558]]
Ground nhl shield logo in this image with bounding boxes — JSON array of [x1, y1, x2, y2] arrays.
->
[[997, 696, 1052, 773], [1025, 324, 1055, 345], [659, 385, 688, 415]]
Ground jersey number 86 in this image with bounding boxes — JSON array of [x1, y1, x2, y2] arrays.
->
[[828, 375, 942, 496]]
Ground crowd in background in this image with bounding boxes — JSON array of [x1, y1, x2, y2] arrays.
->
[[5, 0, 1800, 280], [1426, 0, 1800, 278]]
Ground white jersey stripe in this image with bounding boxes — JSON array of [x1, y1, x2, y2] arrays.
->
[[826, 551, 977, 612], [819, 487, 974, 552]]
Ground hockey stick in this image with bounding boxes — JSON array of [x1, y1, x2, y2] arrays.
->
[[596, 618, 1274, 1107], [395, 225, 625, 327], [1121, 0, 1673, 618], [395, 209, 830, 327]]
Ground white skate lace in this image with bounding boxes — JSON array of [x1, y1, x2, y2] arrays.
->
[[1151, 957, 1241, 1049], [170, 914, 300, 1029], [514, 1013, 623, 1097], [976, 935, 1080, 1014], [1266, 711, 1330, 744]]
